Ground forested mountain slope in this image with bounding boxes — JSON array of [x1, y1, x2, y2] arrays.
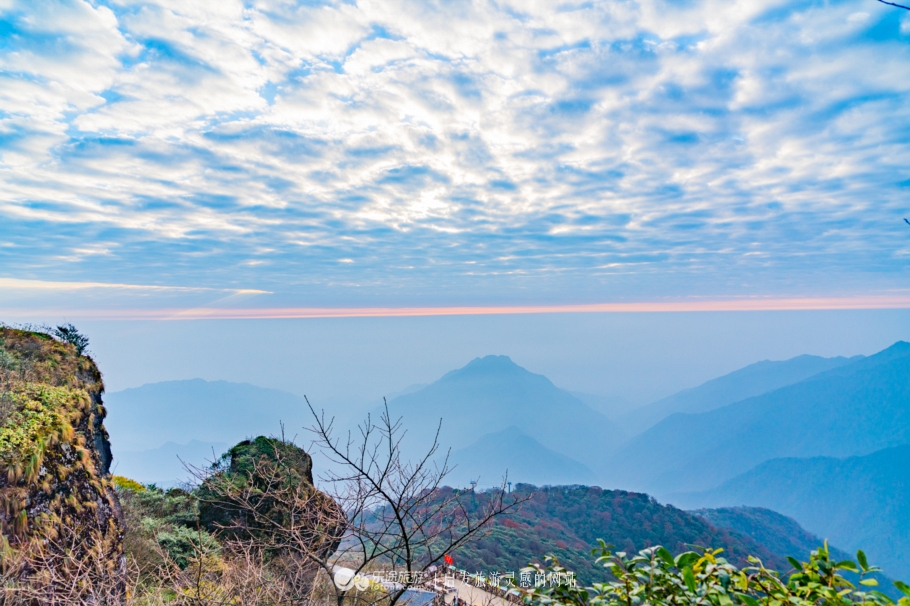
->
[[449, 486, 792, 584], [605, 342, 910, 495], [691, 507, 854, 564], [675, 445, 910, 579]]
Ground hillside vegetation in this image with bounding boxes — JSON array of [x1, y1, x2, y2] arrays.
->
[[691, 507, 853, 564], [447, 485, 789, 584], [6, 327, 909, 606]]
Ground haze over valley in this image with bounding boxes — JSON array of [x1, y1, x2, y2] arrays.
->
[[103, 336, 910, 579]]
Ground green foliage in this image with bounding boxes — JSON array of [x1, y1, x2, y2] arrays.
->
[[117, 482, 215, 572], [0, 349, 17, 371], [150, 525, 221, 570], [112, 475, 146, 492], [0, 384, 75, 474], [0, 327, 122, 600], [223, 436, 314, 488], [132, 486, 201, 528], [197, 436, 319, 540], [0, 326, 102, 390], [194, 435, 345, 581], [52, 324, 90, 356], [446, 485, 784, 584], [522, 541, 910, 606]]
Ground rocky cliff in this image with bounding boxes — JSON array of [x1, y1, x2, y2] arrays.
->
[[197, 436, 346, 597], [0, 326, 124, 599]]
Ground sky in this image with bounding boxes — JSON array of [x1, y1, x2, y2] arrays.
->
[[2, 1, 910, 408], [1, 0, 909, 317], [70, 310, 910, 408]]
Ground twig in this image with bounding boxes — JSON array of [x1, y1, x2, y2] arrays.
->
[[876, 0, 910, 10]]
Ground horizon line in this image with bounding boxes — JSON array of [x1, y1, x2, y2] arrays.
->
[[3, 294, 910, 320]]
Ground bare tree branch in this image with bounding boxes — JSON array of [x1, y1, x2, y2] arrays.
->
[[877, 0, 910, 10], [190, 398, 530, 606]]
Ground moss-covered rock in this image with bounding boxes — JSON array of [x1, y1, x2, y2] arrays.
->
[[197, 437, 345, 593], [0, 326, 124, 597]]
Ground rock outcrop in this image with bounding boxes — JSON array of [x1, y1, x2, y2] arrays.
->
[[197, 436, 345, 595], [0, 327, 124, 600]]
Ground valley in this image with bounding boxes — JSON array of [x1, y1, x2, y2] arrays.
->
[[102, 341, 910, 581]]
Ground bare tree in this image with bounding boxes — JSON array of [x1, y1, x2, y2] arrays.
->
[[0, 534, 128, 606], [307, 399, 528, 606], [194, 401, 528, 606], [144, 537, 306, 606]]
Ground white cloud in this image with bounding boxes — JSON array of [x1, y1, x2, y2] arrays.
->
[[1, 0, 909, 303], [0, 277, 267, 293]]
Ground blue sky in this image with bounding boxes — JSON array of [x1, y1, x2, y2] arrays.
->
[[1, 0, 910, 314]]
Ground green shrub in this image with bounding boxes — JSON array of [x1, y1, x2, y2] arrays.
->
[[112, 475, 146, 492], [52, 324, 89, 356], [154, 525, 221, 569], [522, 541, 910, 606], [118, 483, 210, 573]]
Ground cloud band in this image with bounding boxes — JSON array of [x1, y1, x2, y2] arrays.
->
[[3, 295, 909, 321]]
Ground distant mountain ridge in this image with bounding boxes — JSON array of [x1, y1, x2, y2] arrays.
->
[[384, 355, 625, 477], [105, 379, 309, 451], [605, 341, 910, 495], [107, 358, 623, 487], [114, 440, 229, 486], [674, 445, 910, 579], [448, 426, 598, 487], [618, 354, 862, 435]]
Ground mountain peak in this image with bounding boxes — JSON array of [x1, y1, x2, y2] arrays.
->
[[464, 354, 520, 370], [831, 340, 910, 375], [882, 340, 910, 355], [437, 355, 529, 381]]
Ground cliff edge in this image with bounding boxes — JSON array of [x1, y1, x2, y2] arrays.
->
[[0, 326, 124, 598]]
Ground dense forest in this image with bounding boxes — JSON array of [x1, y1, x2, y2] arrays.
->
[[447, 485, 787, 584]]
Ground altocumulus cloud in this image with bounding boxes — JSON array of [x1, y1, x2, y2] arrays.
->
[[1, 0, 909, 307]]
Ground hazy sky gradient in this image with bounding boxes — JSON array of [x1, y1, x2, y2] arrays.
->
[[71, 310, 910, 408], [2, 0, 909, 313]]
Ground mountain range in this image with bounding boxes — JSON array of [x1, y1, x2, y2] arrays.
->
[[113, 440, 229, 486], [104, 344, 910, 579], [604, 342, 910, 495], [381, 355, 625, 482], [617, 353, 861, 434], [105, 379, 309, 452], [676, 445, 910, 579], [447, 426, 598, 487], [449, 486, 840, 585]]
